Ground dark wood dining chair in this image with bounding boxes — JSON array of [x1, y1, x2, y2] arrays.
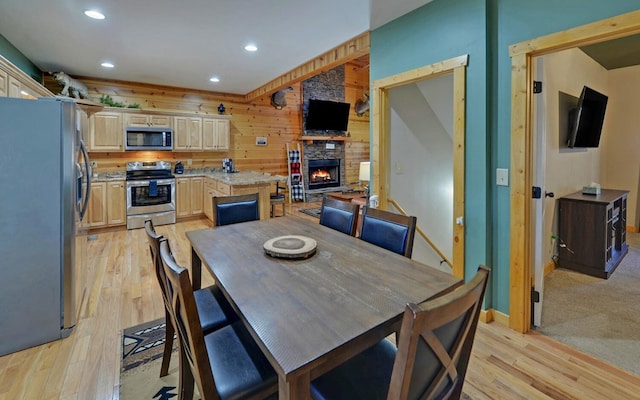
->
[[213, 193, 260, 226], [319, 196, 360, 236], [359, 207, 417, 257], [144, 219, 237, 377], [159, 239, 278, 400], [270, 182, 286, 217], [310, 265, 490, 400]]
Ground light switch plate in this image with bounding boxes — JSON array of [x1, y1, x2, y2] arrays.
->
[[496, 168, 509, 186]]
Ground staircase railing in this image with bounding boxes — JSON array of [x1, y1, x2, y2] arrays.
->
[[388, 198, 453, 270]]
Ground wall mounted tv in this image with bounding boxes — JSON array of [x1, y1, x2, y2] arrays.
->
[[567, 86, 608, 148], [305, 99, 350, 132]]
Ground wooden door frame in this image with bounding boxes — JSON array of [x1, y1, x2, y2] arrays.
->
[[509, 10, 640, 333], [372, 54, 468, 279]]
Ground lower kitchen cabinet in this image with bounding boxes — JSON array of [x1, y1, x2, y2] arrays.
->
[[88, 181, 126, 228], [177, 176, 204, 217]]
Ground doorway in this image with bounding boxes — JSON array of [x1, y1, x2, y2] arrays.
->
[[509, 10, 640, 333], [372, 54, 468, 278]]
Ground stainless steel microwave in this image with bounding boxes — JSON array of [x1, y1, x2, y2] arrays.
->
[[125, 127, 173, 151]]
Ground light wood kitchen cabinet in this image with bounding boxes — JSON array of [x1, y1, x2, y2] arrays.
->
[[8, 75, 22, 98], [0, 68, 7, 97], [203, 117, 230, 151], [124, 113, 172, 128], [88, 180, 126, 228], [174, 116, 203, 151], [177, 176, 204, 217], [106, 181, 126, 226], [89, 111, 124, 151], [89, 182, 107, 227]]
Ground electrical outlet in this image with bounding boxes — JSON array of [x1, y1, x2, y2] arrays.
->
[[326, 143, 335, 149], [187, 159, 192, 165]]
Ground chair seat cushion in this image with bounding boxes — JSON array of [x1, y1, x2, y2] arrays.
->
[[311, 339, 396, 400], [194, 285, 237, 333], [270, 193, 285, 200], [205, 321, 277, 400]]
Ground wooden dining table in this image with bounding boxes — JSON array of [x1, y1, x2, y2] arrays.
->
[[187, 216, 462, 400]]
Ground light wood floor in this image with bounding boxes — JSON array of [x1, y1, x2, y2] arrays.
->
[[1, 203, 639, 400]]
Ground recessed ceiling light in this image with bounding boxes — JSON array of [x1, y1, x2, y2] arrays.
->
[[101, 62, 114, 68], [84, 10, 105, 20], [209, 77, 220, 83], [244, 44, 258, 52]]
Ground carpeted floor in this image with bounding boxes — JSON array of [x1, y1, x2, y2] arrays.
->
[[538, 231, 640, 376], [299, 207, 321, 219]]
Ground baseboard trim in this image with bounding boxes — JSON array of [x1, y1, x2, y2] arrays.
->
[[480, 308, 510, 327]]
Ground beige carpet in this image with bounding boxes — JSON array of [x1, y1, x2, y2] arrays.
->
[[538, 232, 640, 376]]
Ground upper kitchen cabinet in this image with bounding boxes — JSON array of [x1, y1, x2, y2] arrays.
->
[[124, 113, 172, 128], [0, 69, 7, 97], [173, 116, 203, 151], [202, 116, 230, 151], [89, 111, 124, 151]]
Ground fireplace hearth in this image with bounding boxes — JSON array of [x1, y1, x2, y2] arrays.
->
[[308, 159, 340, 190]]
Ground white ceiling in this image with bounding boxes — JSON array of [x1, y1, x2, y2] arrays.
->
[[0, 0, 432, 95]]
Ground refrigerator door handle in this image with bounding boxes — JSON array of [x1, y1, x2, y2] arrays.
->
[[79, 139, 91, 220]]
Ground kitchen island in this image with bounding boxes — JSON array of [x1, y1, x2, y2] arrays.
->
[[182, 169, 287, 221]]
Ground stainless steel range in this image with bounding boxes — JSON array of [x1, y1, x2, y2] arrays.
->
[[126, 161, 176, 229]]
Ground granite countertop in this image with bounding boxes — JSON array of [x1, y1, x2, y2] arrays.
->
[[91, 168, 286, 185], [180, 168, 287, 185]]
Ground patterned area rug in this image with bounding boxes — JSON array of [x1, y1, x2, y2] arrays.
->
[[299, 207, 321, 219], [120, 318, 195, 399]]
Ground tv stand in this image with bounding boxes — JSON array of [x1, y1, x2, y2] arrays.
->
[[557, 189, 628, 279]]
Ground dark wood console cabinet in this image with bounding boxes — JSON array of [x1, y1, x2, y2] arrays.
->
[[557, 189, 628, 279]]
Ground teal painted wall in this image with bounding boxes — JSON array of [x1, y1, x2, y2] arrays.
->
[[0, 33, 41, 82], [371, 0, 493, 305], [371, 0, 640, 315]]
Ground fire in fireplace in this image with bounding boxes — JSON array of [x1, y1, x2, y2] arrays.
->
[[308, 159, 340, 190]]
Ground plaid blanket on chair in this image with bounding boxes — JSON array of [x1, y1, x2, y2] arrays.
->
[[288, 150, 304, 201]]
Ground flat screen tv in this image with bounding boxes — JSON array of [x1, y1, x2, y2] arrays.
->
[[567, 86, 608, 148], [305, 99, 350, 132]]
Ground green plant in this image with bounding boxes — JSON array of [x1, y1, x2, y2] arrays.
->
[[99, 94, 141, 109]]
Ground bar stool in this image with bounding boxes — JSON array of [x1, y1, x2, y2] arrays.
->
[[270, 182, 286, 217]]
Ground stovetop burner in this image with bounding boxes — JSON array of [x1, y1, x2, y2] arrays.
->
[[126, 161, 174, 180]]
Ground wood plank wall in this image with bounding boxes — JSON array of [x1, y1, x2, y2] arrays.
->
[[43, 59, 370, 186]]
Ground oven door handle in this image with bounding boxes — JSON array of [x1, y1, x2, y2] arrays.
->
[[127, 179, 175, 188]]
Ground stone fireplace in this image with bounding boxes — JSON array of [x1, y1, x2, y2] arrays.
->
[[301, 65, 349, 201]]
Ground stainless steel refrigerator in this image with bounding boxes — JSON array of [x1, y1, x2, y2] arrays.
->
[[0, 97, 91, 356]]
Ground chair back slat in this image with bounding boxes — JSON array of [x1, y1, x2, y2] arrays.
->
[[319, 196, 360, 236], [213, 193, 260, 226], [388, 265, 490, 400], [360, 207, 417, 257]]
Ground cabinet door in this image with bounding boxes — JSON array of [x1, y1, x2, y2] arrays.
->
[[176, 177, 191, 217], [203, 118, 230, 151], [0, 68, 7, 97], [89, 182, 107, 227], [204, 178, 215, 221], [8, 75, 21, 98], [215, 119, 230, 150], [190, 177, 204, 215], [107, 181, 126, 226], [124, 114, 150, 127], [90, 112, 123, 151], [150, 114, 172, 128], [174, 116, 202, 151]]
